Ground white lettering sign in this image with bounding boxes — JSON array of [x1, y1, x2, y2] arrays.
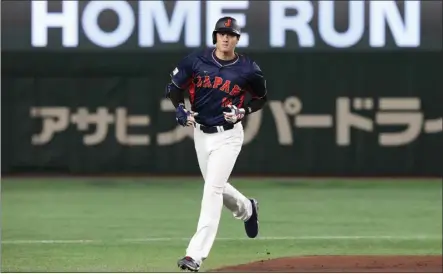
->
[[270, 0, 421, 48], [318, 1, 365, 48], [138, 1, 201, 47], [31, 0, 79, 47], [369, 1, 420, 47], [82, 1, 135, 48], [30, 0, 421, 49], [270, 1, 315, 47]]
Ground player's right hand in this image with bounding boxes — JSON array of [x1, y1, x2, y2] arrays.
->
[[176, 104, 198, 127]]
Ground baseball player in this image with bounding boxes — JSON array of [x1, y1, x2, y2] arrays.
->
[[165, 16, 268, 272]]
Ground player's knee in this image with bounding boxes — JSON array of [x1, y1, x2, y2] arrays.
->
[[205, 183, 224, 195]]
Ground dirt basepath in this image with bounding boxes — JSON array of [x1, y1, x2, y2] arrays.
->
[[212, 255, 442, 272]]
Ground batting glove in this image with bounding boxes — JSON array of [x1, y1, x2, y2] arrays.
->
[[176, 104, 197, 127], [223, 105, 245, 123]]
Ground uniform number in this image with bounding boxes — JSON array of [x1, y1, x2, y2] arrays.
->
[[221, 97, 233, 107]]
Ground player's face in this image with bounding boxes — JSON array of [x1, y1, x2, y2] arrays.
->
[[216, 32, 239, 53]]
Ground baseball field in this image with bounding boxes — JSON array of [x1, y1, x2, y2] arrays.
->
[[1, 177, 442, 272]]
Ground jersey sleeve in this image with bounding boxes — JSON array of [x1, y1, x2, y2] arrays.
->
[[247, 61, 268, 98], [170, 53, 195, 90]]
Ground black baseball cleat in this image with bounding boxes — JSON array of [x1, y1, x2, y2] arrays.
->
[[177, 256, 200, 272], [244, 198, 259, 238]]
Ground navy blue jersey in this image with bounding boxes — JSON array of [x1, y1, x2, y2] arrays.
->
[[170, 48, 267, 127]]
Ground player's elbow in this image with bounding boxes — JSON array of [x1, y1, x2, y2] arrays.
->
[[256, 93, 268, 105], [165, 83, 172, 99], [165, 82, 180, 98], [259, 95, 268, 109], [166, 83, 185, 108]]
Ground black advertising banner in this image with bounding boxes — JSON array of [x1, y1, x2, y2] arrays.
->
[[2, 52, 442, 176], [2, 1, 441, 176], [1, 0, 442, 52]]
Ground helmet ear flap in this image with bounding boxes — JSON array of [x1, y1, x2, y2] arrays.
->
[[212, 32, 217, 45]]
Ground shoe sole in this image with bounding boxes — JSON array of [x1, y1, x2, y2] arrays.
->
[[178, 263, 199, 272], [245, 199, 259, 238]]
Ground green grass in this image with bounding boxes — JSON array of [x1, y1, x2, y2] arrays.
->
[[1, 178, 442, 272]]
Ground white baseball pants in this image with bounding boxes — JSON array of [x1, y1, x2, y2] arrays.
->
[[185, 122, 253, 265]]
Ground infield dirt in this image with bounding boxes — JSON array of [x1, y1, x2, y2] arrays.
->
[[212, 255, 442, 272]]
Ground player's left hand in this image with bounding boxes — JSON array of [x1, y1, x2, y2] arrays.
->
[[223, 105, 245, 123]]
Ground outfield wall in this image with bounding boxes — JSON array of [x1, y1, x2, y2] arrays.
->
[[2, 1, 441, 176], [2, 51, 441, 176]]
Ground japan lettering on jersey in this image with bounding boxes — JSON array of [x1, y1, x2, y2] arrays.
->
[[170, 48, 267, 127]]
